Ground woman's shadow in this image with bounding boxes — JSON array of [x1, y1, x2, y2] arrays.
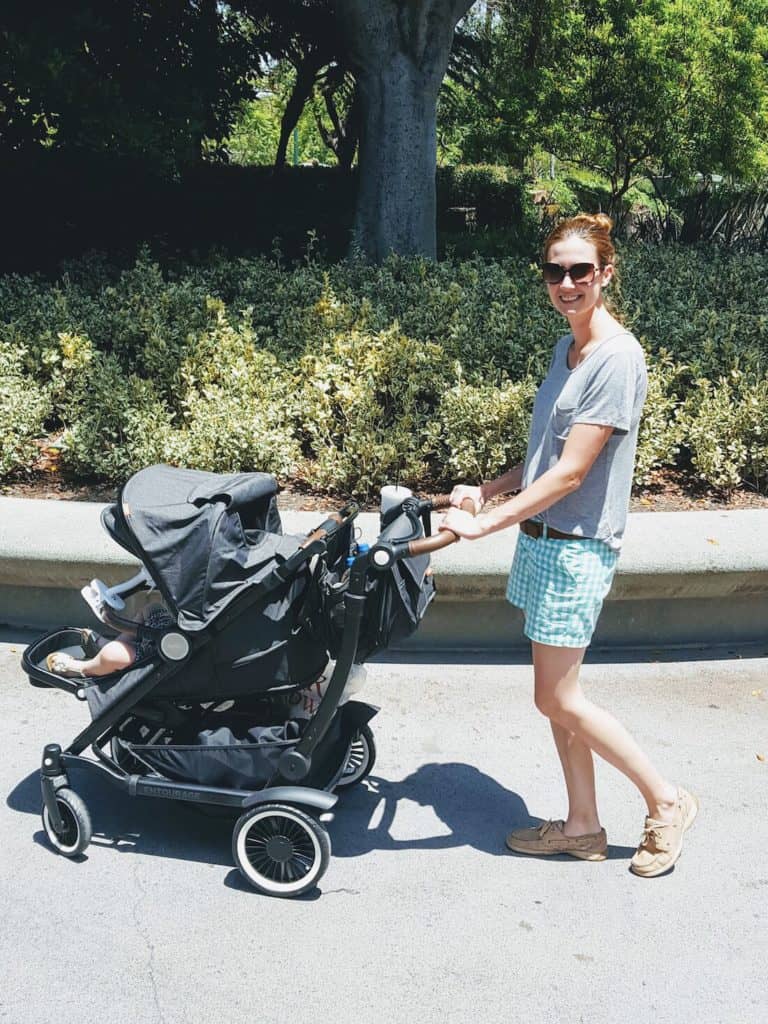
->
[[332, 762, 534, 858]]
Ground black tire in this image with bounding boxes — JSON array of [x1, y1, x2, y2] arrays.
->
[[336, 724, 376, 788], [42, 788, 92, 857], [232, 804, 331, 897]]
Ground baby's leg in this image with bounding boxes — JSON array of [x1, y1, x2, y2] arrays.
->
[[78, 637, 137, 677]]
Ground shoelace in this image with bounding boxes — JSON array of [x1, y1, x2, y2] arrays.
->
[[536, 819, 560, 837], [639, 819, 671, 852]]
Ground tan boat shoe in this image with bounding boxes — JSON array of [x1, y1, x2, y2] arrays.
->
[[505, 819, 608, 861], [630, 787, 699, 878]]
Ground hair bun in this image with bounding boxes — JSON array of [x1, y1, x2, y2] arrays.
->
[[587, 212, 614, 234]]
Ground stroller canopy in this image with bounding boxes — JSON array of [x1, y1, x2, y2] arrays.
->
[[102, 465, 303, 631]]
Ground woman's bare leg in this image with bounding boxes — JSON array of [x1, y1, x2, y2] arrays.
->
[[532, 641, 678, 822], [549, 720, 603, 835]]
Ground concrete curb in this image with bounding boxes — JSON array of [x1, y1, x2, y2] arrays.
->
[[2, 496, 767, 649]]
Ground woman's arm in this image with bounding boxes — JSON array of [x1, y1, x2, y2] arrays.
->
[[480, 463, 524, 502], [442, 424, 613, 539]]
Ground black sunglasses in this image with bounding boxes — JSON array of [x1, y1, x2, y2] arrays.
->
[[541, 262, 601, 285]]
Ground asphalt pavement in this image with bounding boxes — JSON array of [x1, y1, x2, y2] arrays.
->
[[2, 639, 766, 1024]]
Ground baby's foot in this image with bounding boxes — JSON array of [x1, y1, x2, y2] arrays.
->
[[46, 652, 87, 678]]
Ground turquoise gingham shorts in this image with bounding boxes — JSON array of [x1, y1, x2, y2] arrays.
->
[[506, 530, 619, 648]]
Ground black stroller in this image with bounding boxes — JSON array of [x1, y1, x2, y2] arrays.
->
[[23, 465, 463, 897]]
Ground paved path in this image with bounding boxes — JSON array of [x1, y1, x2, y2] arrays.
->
[[2, 641, 766, 1024]]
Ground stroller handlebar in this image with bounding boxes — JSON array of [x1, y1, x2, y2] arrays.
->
[[407, 495, 476, 556], [295, 493, 477, 572], [369, 494, 477, 568]]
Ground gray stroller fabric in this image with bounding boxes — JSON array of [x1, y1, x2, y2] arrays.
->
[[102, 464, 300, 632], [125, 720, 303, 789], [120, 701, 376, 790]]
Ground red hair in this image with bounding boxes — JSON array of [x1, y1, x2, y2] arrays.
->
[[543, 213, 616, 268]]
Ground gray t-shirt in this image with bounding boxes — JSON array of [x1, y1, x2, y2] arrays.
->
[[522, 332, 648, 550]]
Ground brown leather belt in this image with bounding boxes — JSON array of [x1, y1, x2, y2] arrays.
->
[[520, 519, 585, 541]]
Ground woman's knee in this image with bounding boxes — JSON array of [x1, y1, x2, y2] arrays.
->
[[532, 642, 586, 723], [534, 688, 580, 724]]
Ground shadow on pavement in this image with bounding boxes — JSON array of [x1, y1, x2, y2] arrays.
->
[[332, 764, 636, 862], [8, 763, 233, 868], [8, 759, 636, 875], [332, 762, 532, 858]]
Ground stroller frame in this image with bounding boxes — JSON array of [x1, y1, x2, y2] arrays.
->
[[26, 487, 448, 897]]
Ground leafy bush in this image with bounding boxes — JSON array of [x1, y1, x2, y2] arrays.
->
[[677, 371, 768, 492], [437, 164, 538, 230], [1, 245, 767, 499], [168, 301, 301, 476], [633, 353, 685, 485], [295, 324, 454, 496], [431, 377, 536, 483], [0, 343, 50, 477], [61, 353, 174, 480]]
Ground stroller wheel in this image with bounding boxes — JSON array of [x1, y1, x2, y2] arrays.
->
[[42, 788, 92, 857], [232, 804, 330, 897], [337, 724, 376, 789]]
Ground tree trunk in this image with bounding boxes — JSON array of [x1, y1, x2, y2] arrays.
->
[[336, 90, 360, 172], [274, 55, 323, 171], [338, 0, 476, 261]]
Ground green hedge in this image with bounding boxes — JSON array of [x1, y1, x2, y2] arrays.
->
[[1, 244, 767, 497], [1, 154, 544, 274]]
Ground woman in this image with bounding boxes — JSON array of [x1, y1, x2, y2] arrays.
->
[[440, 213, 697, 878]]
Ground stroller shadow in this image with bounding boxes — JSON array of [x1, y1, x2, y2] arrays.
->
[[332, 762, 534, 858], [8, 759, 636, 878]]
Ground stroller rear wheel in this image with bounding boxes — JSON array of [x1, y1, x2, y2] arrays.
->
[[337, 723, 376, 789], [42, 788, 92, 857], [232, 803, 330, 897]]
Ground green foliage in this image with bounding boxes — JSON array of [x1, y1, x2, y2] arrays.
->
[[544, 1, 768, 215], [227, 82, 331, 167], [1, 1, 255, 172], [0, 342, 50, 477], [437, 165, 539, 237], [169, 300, 301, 476], [296, 324, 455, 496], [620, 245, 768, 379], [677, 372, 768, 492], [443, 1, 768, 220], [1, 245, 767, 498], [61, 353, 174, 481], [431, 378, 536, 483], [633, 353, 685, 485]]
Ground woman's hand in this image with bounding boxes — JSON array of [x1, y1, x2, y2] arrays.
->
[[439, 508, 490, 540], [449, 484, 484, 514]]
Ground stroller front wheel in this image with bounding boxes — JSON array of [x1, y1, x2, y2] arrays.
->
[[42, 788, 92, 857], [232, 804, 330, 897]]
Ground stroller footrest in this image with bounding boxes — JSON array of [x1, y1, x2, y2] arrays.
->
[[22, 627, 97, 698]]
